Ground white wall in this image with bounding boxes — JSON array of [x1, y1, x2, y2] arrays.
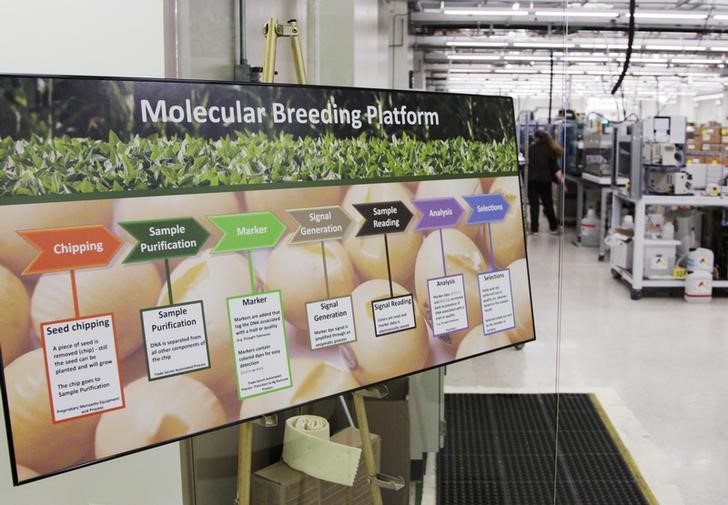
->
[[0, 2, 182, 504], [0, 0, 165, 77], [308, 0, 401, 88], [354, 0, 389, 88], [243, 0, 308, 84]]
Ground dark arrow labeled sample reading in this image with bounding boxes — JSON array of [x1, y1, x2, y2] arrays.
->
[[353, 200, 413, 237]]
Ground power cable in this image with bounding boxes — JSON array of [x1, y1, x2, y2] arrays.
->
[[611, 0, 637, 95], [548, 50, 554, 123]]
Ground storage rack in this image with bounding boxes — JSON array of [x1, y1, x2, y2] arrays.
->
[[609, 190, 728, 299]]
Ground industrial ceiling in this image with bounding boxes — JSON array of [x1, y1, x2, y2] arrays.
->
[[411, 1, 728, 109]]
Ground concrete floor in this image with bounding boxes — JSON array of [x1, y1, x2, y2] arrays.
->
[[445, 228, 728, 505]]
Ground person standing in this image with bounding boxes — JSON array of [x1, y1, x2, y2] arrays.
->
[[527, 130, 564, 235]]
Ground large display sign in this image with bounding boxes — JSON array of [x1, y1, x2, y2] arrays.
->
[[0, 76, 534, 484]]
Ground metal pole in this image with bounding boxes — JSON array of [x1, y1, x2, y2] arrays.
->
[[353, 391, 384, 505], [288, 19, 308, 84], [234, 422, 254, 505], [239, 0, 247, 65], [262, 17, 278, 82]]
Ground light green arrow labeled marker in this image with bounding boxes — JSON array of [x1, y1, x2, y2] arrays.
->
[[209, 212, 286, 253]]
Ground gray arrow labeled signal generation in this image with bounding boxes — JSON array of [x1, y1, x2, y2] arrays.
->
[[287, 206, 353, 245]]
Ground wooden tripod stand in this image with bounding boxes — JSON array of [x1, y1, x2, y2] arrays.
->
[[234, 17, 404, 505]]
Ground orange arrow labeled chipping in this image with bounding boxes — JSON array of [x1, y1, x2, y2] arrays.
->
[[19, 225, 123, 275]]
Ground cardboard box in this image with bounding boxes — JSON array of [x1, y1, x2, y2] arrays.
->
[[686, 141, 701, 152], [701, 128, 721, 144], [357, 401, 410, 505], [252, 428, 381, 505], [702, 143, 723, 152], [721, 136, 728, 144]]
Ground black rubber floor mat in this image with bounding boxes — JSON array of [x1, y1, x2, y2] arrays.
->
[[436, 394, 657, 505]]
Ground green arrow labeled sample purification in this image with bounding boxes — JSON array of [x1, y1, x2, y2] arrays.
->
[[209, 212, 286, 253], [120, 217, 210, 263]]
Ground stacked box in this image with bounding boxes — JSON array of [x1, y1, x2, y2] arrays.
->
[[701, 126, 721, 145], [252, 428, 381, 505], [702, 143, 723, 152]]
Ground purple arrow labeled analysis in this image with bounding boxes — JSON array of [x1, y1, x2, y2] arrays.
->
[[463, 194, 511, 225], [412, 197, 465, 231]]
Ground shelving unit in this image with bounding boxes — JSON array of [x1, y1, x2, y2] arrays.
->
[[568, 173, 628, 260], [610, 191, 728, 299]]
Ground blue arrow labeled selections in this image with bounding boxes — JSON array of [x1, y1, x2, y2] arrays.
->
[[463, 194, 511, 224], [412, 197, 464, 231]]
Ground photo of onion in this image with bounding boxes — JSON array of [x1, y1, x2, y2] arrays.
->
[[239, 357, 359, 419], [342, 183, 422, 286], [158, 250, 253, 398], [264, 238, 355, 333], [95, 376, 226, 458], [344, 279, 428, 384], [5, 349, 99, 473], [31, 252, 162, 361], [114, 192, 241, 242], [0, 265, 31, 366], [414, 178, 482, 241], [414, 228, 488, 348], [478, 177, 527, 270], [0, 200, 113, 277]]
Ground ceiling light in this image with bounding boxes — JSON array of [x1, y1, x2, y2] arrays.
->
[[446, 41, 508, 47], [632, 12, 707, 20], [446, 54, 502, 61], [712, 14, 728, 20], [443, 8, 529, 16], [578, 43, 629, 50], [672, 58, 723, 64], [645, 45, 707, 51], [494, 69, 540, 74], [446, 68, 495, 73], [503, 55, 554, 61], [693, 93, 723, 101], [513, 42, 575, 49], [709, 46, 728, 52], [630, 57, 669, 63], [536, 10, 619, 18], [563, 55, 612, 62]]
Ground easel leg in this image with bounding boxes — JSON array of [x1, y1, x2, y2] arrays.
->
[[353, 391, 384, 505], [262, 17, 278, 82], [235, 422, 253, 505]]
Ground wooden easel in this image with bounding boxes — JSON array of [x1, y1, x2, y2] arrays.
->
[[235, 18, 404, 505]]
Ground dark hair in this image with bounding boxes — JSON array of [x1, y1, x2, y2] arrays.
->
[[533, 129, 564, 158]]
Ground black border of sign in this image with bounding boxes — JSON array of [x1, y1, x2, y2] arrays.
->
[[371, 294, 418, 337], [139, 300, 211, 381], [0, 72, 536, 487]]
